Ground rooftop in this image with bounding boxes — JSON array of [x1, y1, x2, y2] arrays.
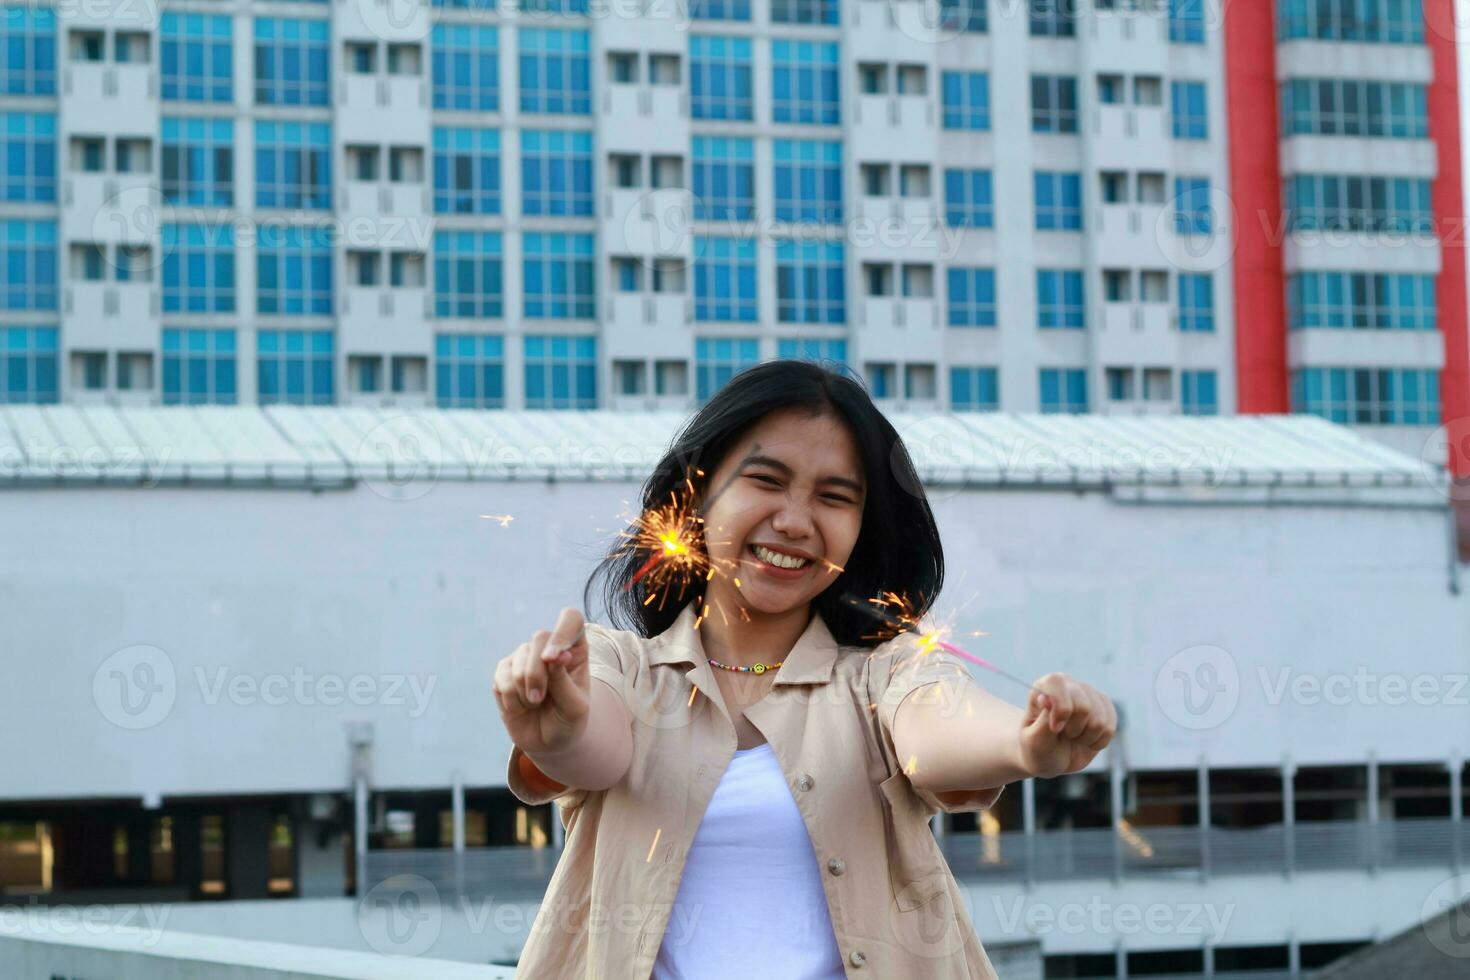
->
[[0, 404, 1444, 500]]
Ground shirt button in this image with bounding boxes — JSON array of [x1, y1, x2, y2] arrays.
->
[[797, 773, 814, 791], [827, 857, 845, 876], [849, 950, 867, 968]]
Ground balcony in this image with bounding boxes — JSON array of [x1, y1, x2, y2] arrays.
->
[[340, 180, 429, 232], [604, 188, 692, 256], [63, 282, 158, 348], [603, 292, 691, 359], [63, 174, 161, 245], [363, 816, 1470, 902], [852, 96, 935, 163], [1098, 302, 1178, 363], [1093, 106, 1170, 167], [857, 297, 942, 361], [337, 75, 429, 143], [339, 288, 431, 351], [601, 87, 688, 154], [63, 64, 155, 133]]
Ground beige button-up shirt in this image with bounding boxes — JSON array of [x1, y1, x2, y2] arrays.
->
[[506, 601, 1007, 979]]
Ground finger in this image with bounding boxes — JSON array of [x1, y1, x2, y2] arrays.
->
[[519, 634, 551, 705], [1063, 685, 1092, 740], [543, 608, 588, 662], [1039, 674, 1073, 733], [494, 657, 530, 715], [544, 652, 587, 717], [1021, 685, 1048, 728]]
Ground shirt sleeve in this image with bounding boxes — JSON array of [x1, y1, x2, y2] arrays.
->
[[870, 636, 1006, 816], [504, 622, 628, 810]]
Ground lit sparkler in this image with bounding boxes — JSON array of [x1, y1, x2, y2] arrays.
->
[[842, 591, 1037, 694], [479, 513, 515, 527]]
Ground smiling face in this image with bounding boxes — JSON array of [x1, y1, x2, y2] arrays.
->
[[698, 407, 867, 618]]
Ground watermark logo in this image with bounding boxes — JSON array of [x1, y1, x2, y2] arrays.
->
[[359, 874, 443, 957], [1420, 417, 1470, 502], [93, 644, 177, 730], [1154, 644, 1238, 730], [1421, 873, 1470, 959], [357, 414, 445, 501]]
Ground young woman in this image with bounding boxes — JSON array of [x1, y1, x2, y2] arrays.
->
[[493, 360, 1117, 979]]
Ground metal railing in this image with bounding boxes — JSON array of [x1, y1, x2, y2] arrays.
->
[[364, 817, 1468, 900]]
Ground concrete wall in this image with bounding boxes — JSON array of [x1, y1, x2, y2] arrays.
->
[[0, 476, 1464, 804]]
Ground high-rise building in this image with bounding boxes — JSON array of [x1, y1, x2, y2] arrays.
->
[[0, 0, 1463, 461]]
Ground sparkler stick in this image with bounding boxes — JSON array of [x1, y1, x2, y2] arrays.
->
[[840, 592, 1041, 696]]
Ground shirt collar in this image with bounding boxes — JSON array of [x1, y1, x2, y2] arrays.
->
[[649, 601, 839, 686]]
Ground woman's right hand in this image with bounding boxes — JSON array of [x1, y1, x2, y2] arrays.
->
[[493, 608, 593, 757]]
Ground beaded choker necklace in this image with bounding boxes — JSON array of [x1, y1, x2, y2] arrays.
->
[[707, 657, 784, 675]]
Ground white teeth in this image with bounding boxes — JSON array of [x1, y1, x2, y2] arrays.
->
[[753, 545, 811, 570]]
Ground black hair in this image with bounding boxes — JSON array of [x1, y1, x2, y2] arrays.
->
[[583, 359, 944, 648]]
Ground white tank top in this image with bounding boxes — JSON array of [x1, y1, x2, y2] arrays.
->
[[652, 742, 846, 979]]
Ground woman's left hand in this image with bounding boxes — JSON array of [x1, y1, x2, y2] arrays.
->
[[1018, 673, 1118, 779]]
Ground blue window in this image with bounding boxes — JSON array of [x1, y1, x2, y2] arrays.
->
[[1288, 271, 1437, 331], [520, 0, 590, 12], [695, 337, 759, 402], [944, 169, 993, 228], [1177, 273, 1215, 332], [1034, 171, 1082, 230], [434, 128, 501, 215], [690, 36, 753, 121], [257, 329, 334, 405], [519, 28, 590, 114], [434, 231, 503, 317], [771, 41, 840, 125], [0, 220, 55, 311], [773, 139, 842, 224], [1036, 269, 1084, 329], [432, 25, 498, 112], [692, 136, 755, 221], [942, 72, 990, 130], [435, 334, 505, 408], [771, 0, 839, 24], [1284, 174, 1433, 233], [778, 337, 847, 369], [162, 328, 237, 405], [0, 325, 57, 403], [1031, 75, 1078, 133], [524, 335, 597, 408], [161, 13, 231, 103], [1168, 0, 1206, 44], [947, 268, 997, 327], [690, 0, 752, 20], [776, 241, 845, 324], [255, 121, 330, 209], [939, 0, 988, 33], [521, 130, 593, 217], [1040, 367, 1088, 414], [523, 233, 595, 319], [1030, 0, 1080, 37], [1291, 367, 1440, 425], [1278, 0, 1424, 44], [162, 118, 233, 206], [950, 366, 999, 412], [254, 18, 329, 107], [1171, 80, 1208, 139], [1280, 78, 1428, 138], [1174, 176, 1212, 234], [0, 8, 55, 96], [1, 112, 55, 203], [695, 237, 757, 322], [1180, 369, 1218, 416], [257, 225, 333, 315], [162, 224, 234, 313]]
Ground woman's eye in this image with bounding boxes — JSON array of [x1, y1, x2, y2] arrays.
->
[[748, 473, 781, 486]]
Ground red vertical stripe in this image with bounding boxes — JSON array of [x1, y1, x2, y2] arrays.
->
[[1224, 0, 1289, 413], [1425, 2, 1470, 478]]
